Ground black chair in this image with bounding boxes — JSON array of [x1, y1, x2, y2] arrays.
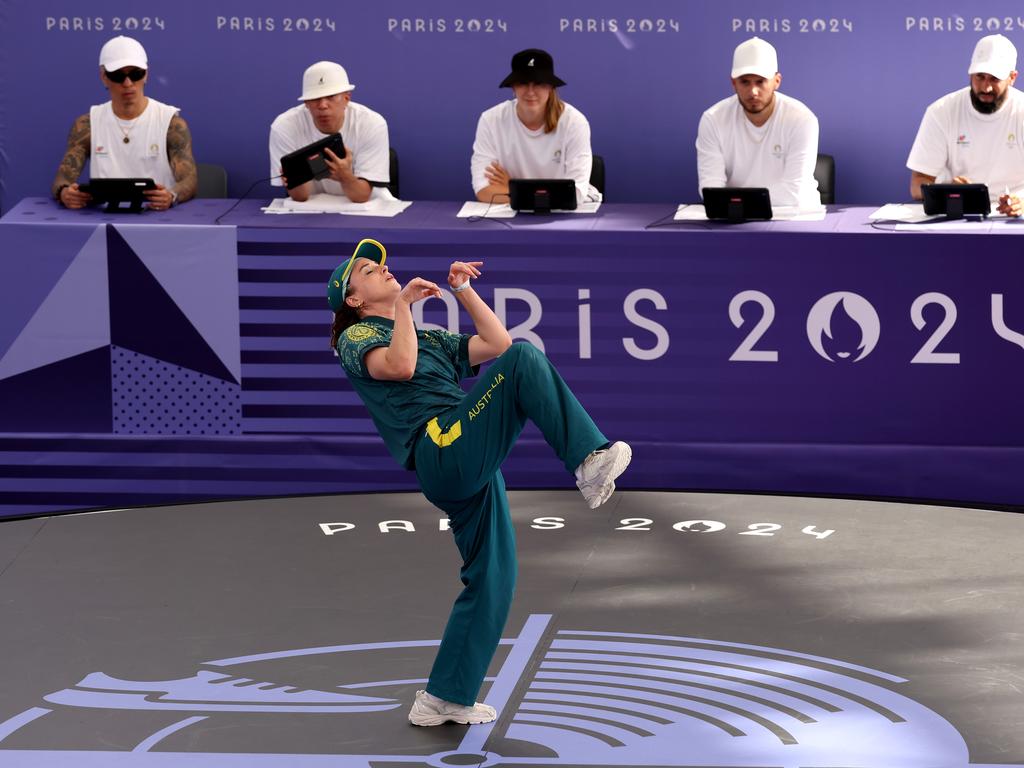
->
[[195, 163, 228, 199], [814, 153, 835, 205], [590, 154, 605, 196], [387, 148, 400, 199]]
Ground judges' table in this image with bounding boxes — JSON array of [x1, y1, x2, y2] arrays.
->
[[1, 197, 1021, 516]]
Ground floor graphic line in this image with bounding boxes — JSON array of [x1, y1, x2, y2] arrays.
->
[[459, 613, 552, 754], [132, 717, 208, 753]]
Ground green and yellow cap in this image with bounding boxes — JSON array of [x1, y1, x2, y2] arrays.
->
[[327, 238, 387, 312]]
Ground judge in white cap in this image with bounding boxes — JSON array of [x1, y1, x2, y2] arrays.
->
[[51, 35, 197, 210], [269, 61, 391, 203], [907, 34, 1024, 215], [695, 37, 821, 209]]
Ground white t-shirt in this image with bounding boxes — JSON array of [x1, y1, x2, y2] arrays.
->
[[906, 86, 1024, 200], [269, 101, 390, 196], [471, 99, 601, 203], [696, 91, 821, 209], [89, 98, 179, 190]]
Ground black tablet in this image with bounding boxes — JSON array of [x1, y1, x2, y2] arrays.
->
[[702, 187, 773, 222], [921, 183, 990, 218], [79, 177, 156, 212], [508, 178, 577, 212], [280, 133, 346, 190]]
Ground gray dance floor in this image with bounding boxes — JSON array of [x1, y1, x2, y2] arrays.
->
[[0, 491, 1021, 767]]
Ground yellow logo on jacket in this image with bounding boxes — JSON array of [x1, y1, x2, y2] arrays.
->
[[345, 324, 379, 343]]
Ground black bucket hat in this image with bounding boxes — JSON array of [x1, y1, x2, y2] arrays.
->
[[499, 49, 566, 88]]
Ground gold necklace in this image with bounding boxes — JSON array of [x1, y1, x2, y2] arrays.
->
[[116, 115, 139, 144]]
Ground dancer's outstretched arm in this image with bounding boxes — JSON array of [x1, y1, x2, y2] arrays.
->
[[448, 261, 513, 365]]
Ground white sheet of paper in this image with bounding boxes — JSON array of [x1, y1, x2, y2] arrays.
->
[[773, 206, 827, 221], [868, 203, 934, 222], [566, 201, 602, 214], [673, 204, 707, 221], [457, 201, 516, 218], [894, 218, 996, 232], [674, 203, 826, 221], [457, 201, 600, 218], [876, 204, 1021, 230], [262, 193, 413, 217]]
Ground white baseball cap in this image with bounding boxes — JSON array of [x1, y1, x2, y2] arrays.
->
[[99, 36, 147, 72], [299, 61, 355, 101], [731, 37, 778, 79], [968, 34, 1017, 80]]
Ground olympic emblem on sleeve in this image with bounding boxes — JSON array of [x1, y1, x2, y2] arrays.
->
[[346, 324, 380, 343]]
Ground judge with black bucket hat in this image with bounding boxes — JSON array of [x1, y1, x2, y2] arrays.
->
[[471, 48, 601, 205]]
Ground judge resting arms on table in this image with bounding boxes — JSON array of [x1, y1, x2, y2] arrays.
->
[[269, 61, 390, 203], [52, 35, 197, 211], [471, 48, 601, 206], [695, 37, 821, 210], [907, 34, 1024, 217], [328, 239, 631, 726]]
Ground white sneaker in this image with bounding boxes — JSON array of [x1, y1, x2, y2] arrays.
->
[[408, 690, 497, 726], [575, 441, 632, 509]]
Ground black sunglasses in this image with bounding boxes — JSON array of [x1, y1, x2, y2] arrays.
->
[[105, 68, 146, 84]]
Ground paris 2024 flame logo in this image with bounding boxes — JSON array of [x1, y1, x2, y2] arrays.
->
[[806, 292, 881, 362]]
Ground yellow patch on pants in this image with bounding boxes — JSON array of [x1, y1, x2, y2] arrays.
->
[[426, 417, 462, 447]]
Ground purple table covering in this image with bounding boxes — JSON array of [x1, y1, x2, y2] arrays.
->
[[8, 196, 1022, 237], [1, 196, 238, 226], [1, 197, 1022, 516], [219, 198, 854, 239]]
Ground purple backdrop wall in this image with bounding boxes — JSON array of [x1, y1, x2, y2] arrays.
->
[[2, 1, 1022, 212]]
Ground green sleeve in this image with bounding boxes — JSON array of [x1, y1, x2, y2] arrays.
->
[[338, 323, 391, 378]]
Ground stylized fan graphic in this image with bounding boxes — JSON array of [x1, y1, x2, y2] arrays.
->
[[1, 614, 990, 767], [44, 670, 398, 713], [500, 629, 955, 764]]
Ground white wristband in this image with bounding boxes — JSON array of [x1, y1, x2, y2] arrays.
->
[[450, 282, 471, 293]]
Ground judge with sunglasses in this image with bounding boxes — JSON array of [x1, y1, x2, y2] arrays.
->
[[52, 36, 197, 210]]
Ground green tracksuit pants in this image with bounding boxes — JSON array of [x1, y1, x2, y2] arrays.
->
[[413, 342, 607, 706]]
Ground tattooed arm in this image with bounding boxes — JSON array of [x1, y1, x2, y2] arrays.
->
[[52, 114, 93, 208], [145, 114, 198, 208], [167, 115, 197, 202]]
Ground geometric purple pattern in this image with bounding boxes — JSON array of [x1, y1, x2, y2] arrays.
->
[[111, 346, 241, 435], [107, 227, 237, 384], [116, 224, 241, 383], [0, 224, 109, 382]]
